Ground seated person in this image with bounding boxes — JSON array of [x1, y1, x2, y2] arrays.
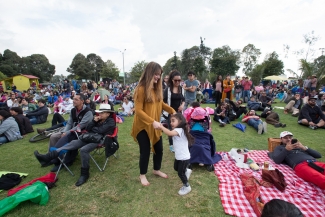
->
[[247, 96, 264, 111], [118, 97, 134, 116], [284, 93, 303, 117], [25, 99, 49, 125], [316, 93, 324, 108], [228, 99, 247, 119], [298, 97, 325, 130], [0, 92, 8, 107], [115, 92, 123, 104], [9, 107, 34, 135], [93, 91, 101, 104], [53, 96, 63, 113], [34, 104, 115, 186], [258, 91, 272, 109], [261, 107, 286, 128], [47, 91, 58, 107], [270, 131, 325, 189], [6, 92, 19, 108], [101, 94, 110, 104], [20, 97, 37, 114], [85, 97, 96, 112], [109, 92, 116, 104], [213, 103, 229, 127], [242, 110, 267, 134], [0, 110, 23, 144], [59, 96, 73, 114]]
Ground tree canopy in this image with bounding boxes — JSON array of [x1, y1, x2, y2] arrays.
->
[[129, 60, 148, 83]]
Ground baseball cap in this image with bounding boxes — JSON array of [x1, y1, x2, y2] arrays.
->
[[308, 97, 317, 101], [280, 131, 293, 138]]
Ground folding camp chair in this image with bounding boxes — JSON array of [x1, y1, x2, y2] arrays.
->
[[49, 147, 75, 181], [89, 126, 119, 172]]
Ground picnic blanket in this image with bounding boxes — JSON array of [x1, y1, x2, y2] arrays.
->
[[214, 150, 325, 217]]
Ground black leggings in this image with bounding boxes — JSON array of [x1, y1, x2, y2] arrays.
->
[[174, 159, 189, 185], [52, 113, 65, 126], [136, 130, 163, 175]]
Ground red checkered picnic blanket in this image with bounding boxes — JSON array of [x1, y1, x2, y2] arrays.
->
[[214, 150, 325, 217]]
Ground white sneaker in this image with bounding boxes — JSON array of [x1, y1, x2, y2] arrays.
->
[[257, 123, 263, 134], [263, 121, 267, 133], [178, 185, 191, 196], [185, 168, 192, 181]]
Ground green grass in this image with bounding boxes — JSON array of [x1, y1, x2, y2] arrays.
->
[[1, 101, 324, 217]]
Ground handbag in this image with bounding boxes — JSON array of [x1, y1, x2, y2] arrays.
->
[[79, 132, 103, 143], [262, 169, 287, 191], [224, 88, 231, 93]]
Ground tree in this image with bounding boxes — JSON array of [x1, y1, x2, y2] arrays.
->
[[162, 55, 182, 75], [0, 49, 21, 77], [51, 74, 66, 83], [100, 60, 119, 79], [261, 52, 284, 77], [87, 53, 104, 82], [0, 71, 7, 80], [129, 60, 148, 83], [248, 64, 265, 85], [20, 54, 55, 82], [241, 44, 261, 75], [171, 51, 178, 70], [199, 37, 212, 68], [180, 46, 200, 76], [210, 45, 241, 77], [67, 53, 91, 80]]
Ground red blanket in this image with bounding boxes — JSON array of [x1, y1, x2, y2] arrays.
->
[[214, 150, 325, 217]]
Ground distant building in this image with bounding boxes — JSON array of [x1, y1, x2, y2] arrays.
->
[[0, 74, 39, 91]]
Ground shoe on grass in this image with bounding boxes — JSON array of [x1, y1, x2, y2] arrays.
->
[[309, 125, 318, 130], [274, 123, 281, 128], [263, 122, 267, 133], [292, 113, 299, 117], [257, 123, 263, 134], [178, 185, 191, 196], [37, 128, 46, 134], [281, 123, 286, 128]]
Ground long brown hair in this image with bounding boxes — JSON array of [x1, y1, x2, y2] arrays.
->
[[135, 61, 163, 102]]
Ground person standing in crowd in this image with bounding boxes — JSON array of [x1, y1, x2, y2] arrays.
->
[[162, 75, 169, 90], [63, 79, 71, 96], [241, 76, 252, 103], [303, 76, 311, 91], [222, 75, 234, 102], [112, 79, 119, 95], [212, 75, 223, 108], [182, 71, 199, 111], [163, 70, 185, 152], [131, 62, 176, 186], [234, 77, 242, 101], [310, 75, 317, 91]]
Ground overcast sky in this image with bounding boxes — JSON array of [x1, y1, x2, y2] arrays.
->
[[0, 0, 324, 78]]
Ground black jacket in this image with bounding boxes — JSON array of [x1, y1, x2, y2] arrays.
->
[[298, 104, 325, 122], [26, 106, 48, 124], [271, 143, 322, 169], [86, 116, 115, 136], [16, 114, 34, 135]]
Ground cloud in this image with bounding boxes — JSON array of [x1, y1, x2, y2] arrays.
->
[[0, 0, 324, 78]]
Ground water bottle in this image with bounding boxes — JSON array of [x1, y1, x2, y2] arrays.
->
[[76, 124, 81, 132]]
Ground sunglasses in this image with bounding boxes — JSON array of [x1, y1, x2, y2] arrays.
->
[[173, 80, 181, 82]]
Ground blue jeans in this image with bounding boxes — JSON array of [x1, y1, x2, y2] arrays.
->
[[0, 136, 9, 144], [235, 92, 242, 101], [242, 90, 250, 102], [247, 118, 262, 131], [29, 117, 37, 125], [183, 99, 195, 111]]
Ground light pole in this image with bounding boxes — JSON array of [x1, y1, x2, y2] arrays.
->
[[120, 49, 126, 85]]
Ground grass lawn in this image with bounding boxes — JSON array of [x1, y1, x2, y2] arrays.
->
[[1, 100, 324, 217]]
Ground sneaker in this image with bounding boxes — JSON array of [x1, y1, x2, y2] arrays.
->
[[281, 123, 286, 128], [169, 145, 175, 153], [274, 123, 281, 128], [292, 113, 299, 117], [219, 123, 226, 127], [309, 125, 318, 130], [178, 185, 191, 196], [185, 168, 192, 181], [257, 123, 263, 134], [263, 122, 267, 133]]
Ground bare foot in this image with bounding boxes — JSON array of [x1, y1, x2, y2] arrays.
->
[[153, 170, 168, 178], [283, 110, 288, 114], [139, 175, 150, 186]]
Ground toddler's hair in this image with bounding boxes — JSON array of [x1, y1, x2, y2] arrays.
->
[[171, 113, 194, 146]]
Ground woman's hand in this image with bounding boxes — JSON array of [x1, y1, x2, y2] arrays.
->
[[152, 121, 160, 129], [178, 105, 183, 112]]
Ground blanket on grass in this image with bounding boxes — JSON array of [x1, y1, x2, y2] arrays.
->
[[214, 150, 325, 217]]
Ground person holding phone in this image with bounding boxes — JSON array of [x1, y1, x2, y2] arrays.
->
[[270, 131, 325, 189]]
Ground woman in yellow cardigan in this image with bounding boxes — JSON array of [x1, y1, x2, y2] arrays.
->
[[222, 74, 234, 102], [131, 62, 176, 186]]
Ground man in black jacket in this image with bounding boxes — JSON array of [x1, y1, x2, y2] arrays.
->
[[270, 131, 325, 189], [25, 99, 48, 125], [284, 93, 303, 117], [298, 97, 325, 130]]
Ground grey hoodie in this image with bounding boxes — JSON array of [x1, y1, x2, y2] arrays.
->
[[0, 117, 23, 142]]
